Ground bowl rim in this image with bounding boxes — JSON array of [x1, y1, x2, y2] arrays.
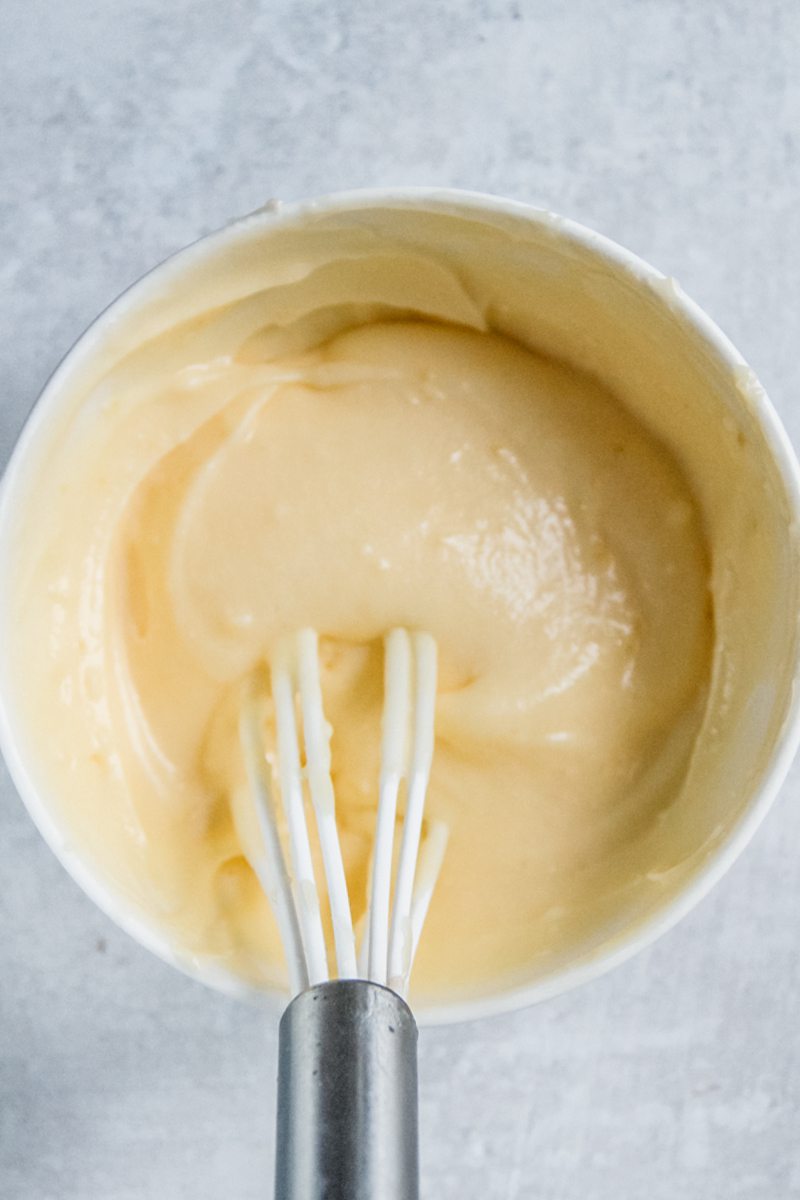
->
[[2, 185, 799, 1026]]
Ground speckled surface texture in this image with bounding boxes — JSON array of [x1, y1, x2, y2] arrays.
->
[[1, 2, 800, 1197]]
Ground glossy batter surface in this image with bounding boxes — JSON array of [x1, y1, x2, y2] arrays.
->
[[8, 319, 712, 999]]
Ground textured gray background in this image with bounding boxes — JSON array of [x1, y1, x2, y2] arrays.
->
[[1, 2, 799, 1197]]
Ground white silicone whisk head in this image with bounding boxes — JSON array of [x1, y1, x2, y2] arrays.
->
[[239, 628, 446, 1000]]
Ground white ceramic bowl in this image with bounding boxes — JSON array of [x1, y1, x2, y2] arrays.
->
[[2, 189, 799, 1025]]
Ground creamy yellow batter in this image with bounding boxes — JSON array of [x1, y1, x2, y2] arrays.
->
[[4, 304, 713, 1001]]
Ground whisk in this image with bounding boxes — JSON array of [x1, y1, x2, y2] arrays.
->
[[240, 627, 447, 1200]]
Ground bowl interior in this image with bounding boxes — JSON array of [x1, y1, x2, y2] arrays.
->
[[1, 191, 798, 1024]]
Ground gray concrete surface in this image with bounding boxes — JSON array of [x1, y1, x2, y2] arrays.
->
[[1, 1, 800, 1197]]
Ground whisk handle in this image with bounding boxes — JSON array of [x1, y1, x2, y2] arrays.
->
[[275, 979, 419, 1200]]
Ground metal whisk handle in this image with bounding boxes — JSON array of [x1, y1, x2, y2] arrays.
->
[[275, 980, 419, 1200]]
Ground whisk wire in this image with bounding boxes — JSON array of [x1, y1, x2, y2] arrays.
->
[[239, 690, 309, 995], [297, 629, 358, 979], [367, 628, 411, 985], [388, 632, 438, 993], [241, 628, 443, 998], [271, 640, 329, 985], [408, 819, 449, 989]]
